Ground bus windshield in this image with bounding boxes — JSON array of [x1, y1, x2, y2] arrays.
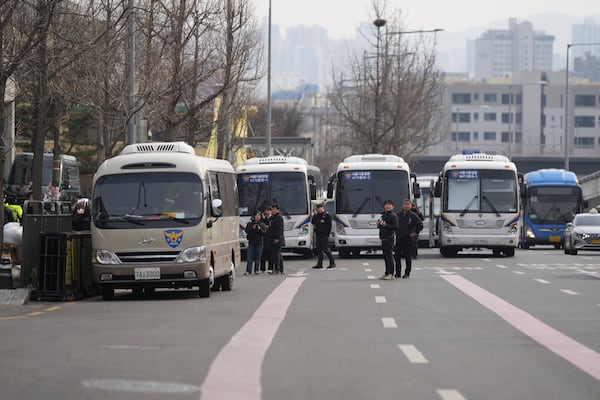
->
[[445, 169, 517, 214], [526, 186, 580, 224], [92, 172, 203, 228], [237, 172, 308, 216], [336, 170, 410, 215]]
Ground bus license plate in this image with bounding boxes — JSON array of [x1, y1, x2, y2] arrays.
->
[[135, 267, 160, 280], [549, 236, 561, 243]]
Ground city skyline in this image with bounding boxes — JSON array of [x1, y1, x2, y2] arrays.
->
[[256, 0, 600, 39]]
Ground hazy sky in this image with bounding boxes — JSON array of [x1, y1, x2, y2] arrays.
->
[[256, 0, 600, 38]]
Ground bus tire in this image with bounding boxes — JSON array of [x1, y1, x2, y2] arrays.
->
[[199, 278, 211, 298], [219, 262, 235, 292], [101, 287, 114, 301], [339, 248, 351, 258], [504, 247, 515, 257]]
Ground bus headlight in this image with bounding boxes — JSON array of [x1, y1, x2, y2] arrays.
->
[[95, 250, 121, 265], [176, 246, 207, 263], [442, 222, 453, 234], [525, 226, 535, 238], [336, 223, 346, 235], [298, 225, 309, 237]]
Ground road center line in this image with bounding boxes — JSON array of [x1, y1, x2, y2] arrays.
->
[[375, 296, 386, 303], [382, 318, 397, 328], [370, 284, 380, 289], [496, 264, 507, 269], [364, 268, 373, 272], [560, 289, 579, 295], [534, 279, 550, 284], [199, 277, 305, 400], [513, 271, 525, 275], [367, 275, 376, 280], [437, 389, 467, 400], [398, 344, 429, 364], [442, 275, 600, 381]]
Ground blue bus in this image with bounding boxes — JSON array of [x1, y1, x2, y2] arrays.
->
[[520, 169, 585, 249]]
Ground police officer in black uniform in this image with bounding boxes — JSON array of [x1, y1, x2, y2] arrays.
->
[[311, 203, 336, 269]]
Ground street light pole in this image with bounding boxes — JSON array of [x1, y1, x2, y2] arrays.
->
[[266, 0, 272, 156], [508, 85, 512, 159], [373, 18, 386, 144], [454, 107, 460, 153]]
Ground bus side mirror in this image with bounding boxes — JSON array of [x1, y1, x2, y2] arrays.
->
[[413, 182, 420, 199], [326, 181, 334, 199], [211, 198, 223, 217], [434, 180, 441, 197], [520, 184, 527, 199], [310, 182, 317, 200]]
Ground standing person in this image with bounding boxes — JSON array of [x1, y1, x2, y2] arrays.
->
[[311, 203, 336, 269], [244, 210, 268, 275], [267, 204, 285, 274], [395, 199, 424, 279], [377, 200, 398, 280], [259, 207, 273, 273], [411, 201, 424, 259]]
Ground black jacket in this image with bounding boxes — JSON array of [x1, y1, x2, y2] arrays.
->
[[377, 211, 398, 241], [245, 220, 267, 246], [311, 211, 332, 237], [396, 210, 424, 239], [267, 213, 285, 247]]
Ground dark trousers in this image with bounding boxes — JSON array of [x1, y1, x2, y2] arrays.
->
[[381, 238, 395, 276], [412, 236, 419, 258], [261, 247, 272, 271], [246, 244, 263, 273], [271, 244, 283, 272], [394, 236, 413, 277], [315, 235, 334, 266]]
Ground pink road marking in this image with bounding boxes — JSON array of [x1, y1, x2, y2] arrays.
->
[[200, 277, 306, 400], [442, 275, 600, 381]]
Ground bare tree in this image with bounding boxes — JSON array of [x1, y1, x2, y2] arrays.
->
[[327, 3, 445, 162]]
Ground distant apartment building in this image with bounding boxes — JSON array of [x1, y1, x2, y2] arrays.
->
[[424, 71, 600, 162], [474, 19, 554, 80], [572, 18, 600, 82]]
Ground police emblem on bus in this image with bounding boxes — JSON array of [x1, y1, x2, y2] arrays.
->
[[164, 230, 183, 248]]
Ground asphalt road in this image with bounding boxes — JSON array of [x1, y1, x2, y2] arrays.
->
[[1, 247, 599, 400]]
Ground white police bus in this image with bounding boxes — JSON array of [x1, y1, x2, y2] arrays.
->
[[433, 153, 522, 257], [236, 156, 321, 257], [327, 154, 419, 258], [91, 142, 240, 300]]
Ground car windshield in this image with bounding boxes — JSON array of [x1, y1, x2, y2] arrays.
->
[[93, 172, 203, 229], [574, 214, 600, 226]]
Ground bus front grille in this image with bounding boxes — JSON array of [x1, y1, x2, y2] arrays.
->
[[115, 251, 180, 263]]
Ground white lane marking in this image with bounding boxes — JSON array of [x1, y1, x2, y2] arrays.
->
[[101, 344, 160, 350], [560, 289, 579, 295], [340, 268, 348, 271], [437, 389, 467, 400], [200, 277, 305, 400], [382, 318, 397, 328], [496, 264, 507, 269], [362, 262, 370, 266], [370, 284, 380, 289], [513, 271, 525, 275], [534, 279, 550, 284], [375, 296, 386, 303], [364, 268, 373, 272], [576, 269, 600, 279], [436, 269, 455, 275], [82, 379, 199, 394], [414, 267, 422, 270], [367, 275, 376, 280], [397, 345, 429, 364], [442, 275, 600, 381], [483, 258, 491, 262]]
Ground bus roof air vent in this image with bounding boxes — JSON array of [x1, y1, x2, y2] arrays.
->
[[244, 156, 308, 165], [121, 141, 195, 155], [344, 154, 405, 163], [450, 153, 510, 163]]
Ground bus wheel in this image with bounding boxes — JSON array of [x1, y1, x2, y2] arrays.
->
[[199, 266, 214, 298], [339, 248, 351, 258], [219, 262, 235, 292], [440, 247, 456, 258], [504, 247, 515, 257], [101, 287, 114, 301]]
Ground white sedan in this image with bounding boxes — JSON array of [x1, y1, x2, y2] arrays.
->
[[564, 213, 600, 255]]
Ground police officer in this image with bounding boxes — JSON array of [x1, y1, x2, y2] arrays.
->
[[311, 203, 336, 269], [395, 199, 423, 279], [378, 200, 398, 280]]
